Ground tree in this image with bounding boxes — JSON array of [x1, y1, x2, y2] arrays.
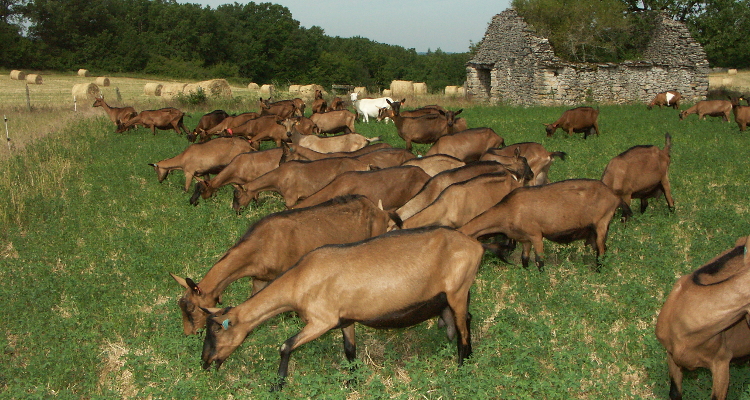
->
[[685, 0, 750, 68]]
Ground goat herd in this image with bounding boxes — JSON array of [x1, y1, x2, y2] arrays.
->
[[96, 89, 750, 397]]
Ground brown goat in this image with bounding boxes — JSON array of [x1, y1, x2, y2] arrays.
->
[[259, 97, 305, 118], [647, 90, 682, 110], [353, 148, 417, 169], [224, 115, 284, 147], [286, 128, 379, 153], [482, 142, 567, 186], [399, 171, 520, 230], [394, 161, 511, 224], [203, 112, 260, 140], [425, 127, 505, 162], [679, 100, 732, 121], [476, 147, 535, 185], [309, 110, 357, 134], [189, 148, 283, 205], [401, 154, 466, 176], [232, 157, 371, 212], [387, 99, 464, 151], [200, 226, 483, 390], [325, 96, 345, 112], [544, 106, 600, 139], [148, 137, 254, 191], [729, 95, 750, 131], [92, 97, 136, 128], [655, 235, 750, 400], [171, 194, 392, 335], [601, 133, 674, 213], [279, 141, 393, 163], [292, 165, 431, 211], [189, 109, 230, 142], [116, 107, 189, 135], [459, 179, 632, 271], [311, 89, 327, 114]]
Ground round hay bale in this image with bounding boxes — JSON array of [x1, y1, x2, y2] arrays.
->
[[78, 69, 90, 77], [144, 83, 163, 96], [353, 87, 368, 96], [456, 87, 466, 96], [390, 80, 414, 96], [298, 84, 325, 98], [260, 84, 275, 97], [95, 77, 110, 86], [382, 89, 392, 97], [10, 70, 26, 80], [413, 82, 428, 95], [728, 69, 738, 75], [289, 85, 301, 94], [247, 82, 260, 91], [71, 83, 101, 101], [161, 83, 188, 99], [183, 83, 201, 95], [26, 74, 43, 85], [445, 86, 459, 96], [722, 77, 733, 86], [197, 79, 232, 98]]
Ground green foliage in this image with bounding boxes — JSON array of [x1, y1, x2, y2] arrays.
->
[[512, 0, 655, 63], [3, 103, 750, 398], [685, 0, 750, 68]]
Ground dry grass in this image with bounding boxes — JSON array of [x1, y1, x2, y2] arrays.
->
[[708, 69, 750, 94]]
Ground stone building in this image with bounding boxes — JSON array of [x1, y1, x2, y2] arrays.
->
[[466, 8, 709, 106]]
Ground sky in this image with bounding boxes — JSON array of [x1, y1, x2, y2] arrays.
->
[[181, 0, 513, 53]]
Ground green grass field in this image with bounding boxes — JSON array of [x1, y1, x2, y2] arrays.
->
[[1, 102, 750, 399]]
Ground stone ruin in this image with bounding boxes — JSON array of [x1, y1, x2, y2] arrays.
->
[[466, 8, 709, 106]]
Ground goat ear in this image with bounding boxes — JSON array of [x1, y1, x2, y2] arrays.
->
[[455, 109, 464, 116], [185, 278, 202, 295], [170, 273, 190, 289]]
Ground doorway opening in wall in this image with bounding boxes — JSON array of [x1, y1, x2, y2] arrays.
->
[[477, 68, 491, 98]]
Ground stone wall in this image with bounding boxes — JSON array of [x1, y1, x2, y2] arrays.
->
[[466, 9, 709, 106]]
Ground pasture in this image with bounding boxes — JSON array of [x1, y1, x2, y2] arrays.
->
[[1, 81, 750, 398]]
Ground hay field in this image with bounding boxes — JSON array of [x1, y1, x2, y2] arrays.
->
[[709, 69, 750, 94]]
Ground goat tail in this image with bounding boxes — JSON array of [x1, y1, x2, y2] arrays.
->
[[550, 151, 567, 161], [367, 136, 381, 143], [619, 200, 633, 223]]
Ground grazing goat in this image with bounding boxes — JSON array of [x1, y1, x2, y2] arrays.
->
[[286, 127, 379, 153], [116, 107, 189, 135], [601, 133, 674, 213], [259, 97, 304, 119], [476, 147, 535, 185], [309, 110, 357, 134], [148, 137, 254, 191], [729, 95, 750, 131], [425, 127, 505, 162], [279, 141, 392, 162], [292, 165, 431, 211], [200, 226, 483, 390], [203, 112, 260, 140], [311, 89, 327, 114], [394, 161, 510, 224], [544, 107, 600, 139], [189, 109, 230, 142], [402, 154, 465, 176], [350, 91, 394, 123], [399, 172, 520, 230], [232, 157, 371, 211], [655, 235, 750, 400], [459, 179, 631, 271], [326, 96, 345, 112], [92, 97, 136, 128], [171, 195, 392, 335], [387, 99, 463, 151], [223, 115, 284, 147], [679, 100, 732, 121], [482, 142, 566, 186], [190, 148, 283, 205], [647, 90, 682, 110]]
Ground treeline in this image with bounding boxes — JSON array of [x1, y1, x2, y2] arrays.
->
[[511, 0, 750, 68], [0, 0, 469, 91]]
